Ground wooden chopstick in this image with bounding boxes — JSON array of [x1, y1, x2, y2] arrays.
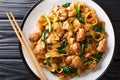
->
[[6, 12, 48, 80]]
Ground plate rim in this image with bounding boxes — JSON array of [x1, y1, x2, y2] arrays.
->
[[19, 0, 115, 80]]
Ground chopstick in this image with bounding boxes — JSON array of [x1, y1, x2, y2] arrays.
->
[[6, 12, 48, 80]]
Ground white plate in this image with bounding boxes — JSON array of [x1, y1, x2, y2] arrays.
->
[[21, 0, 115, 80]]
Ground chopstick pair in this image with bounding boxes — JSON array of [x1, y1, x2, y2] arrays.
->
[[6, 12, 48, 80]]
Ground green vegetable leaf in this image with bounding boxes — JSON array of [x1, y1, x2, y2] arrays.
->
[[101, 28, 105, 33], [84, 53, 103, 65], [60, 21, 64, 26], [57, 39, 67, 54], [80, 41, 87, 62], [43, 14, 52, 32], [81, 41, 87, 54], [95, 53, 103, 59], [76, 3, 85, 24], [90, 57, 99, 63], [62, 3, 71, 8], [41, 30, 48, 46], [46, 57, 50, 65], [57, 47, 66, 54], [91, 53, 103, 63], [84, 59, 91, 66], [81, 43, 85, 54], [93, 25, 102, 32], [62, 65, 76, 74], [93, 25, 105, 33], [87, 34, 93, 42], [61, 39, 67, 48]]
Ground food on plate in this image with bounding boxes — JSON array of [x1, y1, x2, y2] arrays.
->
[[29, 1, 108, 80]]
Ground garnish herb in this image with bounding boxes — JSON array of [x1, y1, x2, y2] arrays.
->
[[81, 41, 87, 54], [101, 28, 105, 33], [62, 3, 71, 8], [93, 25, 105, 33], [60, 21, 64, 26], [84, 59, 91, 66], [46, 57, 50, 65], [57, 47, 66, 54], [62, 65, 76, 74], [41, 30, 48, 46], [91, 53, 103, 63], [84, 53, 103, 65], [87, 34, 93, 42], [57, 39, 67, 54], [80, 41, 87, 62], [61, 39, 67, 48], [43, 14, 52, 32], [76, 3, 85, 24]]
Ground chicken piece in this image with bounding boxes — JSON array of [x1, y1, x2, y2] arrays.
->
[[88, 60, 97, 70], [69, 37, 75, 45], [46, 32, 59, 44], [84, 53, 92, 58], [65, 55, 82, 68], [50, 5, 68, 21], [70, 56, 82, 68], [46, 36, 52, 44], [29, 27, 42, 42], [69, 42, 81, 56], [96, 38, 107, 53], [53, 22, 64, 38], [76, 28, 85, 42], [65, 56, 73, 65], [35, 39, 47, 54]]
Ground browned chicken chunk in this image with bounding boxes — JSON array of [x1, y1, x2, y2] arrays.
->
[[65, 56, 72, 65], [69, 37, 75, 44], [49, 5, 68, 21], [29, 28, 42, 42], [96, 38, 107, 53], [69, 42, 81, 56], [65, 56, 82, 68], [76, 28, 85, 42], [85, 53, 92, 58], [35, 39, 47, 54]]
